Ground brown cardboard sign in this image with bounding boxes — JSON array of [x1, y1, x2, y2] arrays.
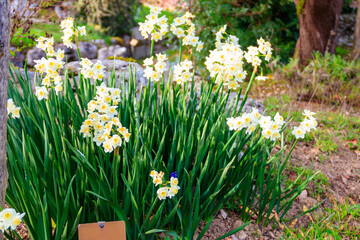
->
[[78, 221, 126, 240]]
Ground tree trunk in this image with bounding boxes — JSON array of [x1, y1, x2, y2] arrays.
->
[[350, 0, 360, 60], [0, 1, 10, 239], [294, 0, 344, 66]]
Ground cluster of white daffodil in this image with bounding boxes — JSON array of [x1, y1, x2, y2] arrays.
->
[[150, 171, 180, 200], [143, 53, 167, 82], [170, 12, 204, 51], [60, 17, 86, 48], [292, 110, 318, 139], [244, 37, 272, 68], [227, 108, 285, 141], [139, 6, 168, 42], [7, 99, 20, 119], [80, 83, 130, 153], [79, 58, 106, 81], [173, 59, 193, 85], [35, 37, 64, 58], [0, 208, 25, 233], [34, 37, 65, 100], [205, 26, 247, 90]]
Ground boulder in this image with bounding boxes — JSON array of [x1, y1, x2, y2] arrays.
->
[[10, 47, 25, 68], [26, 48, 46, 67], [91, 39, 107, 49], [77, 41, 98, 59], [64, 59, 145, 86], [98, 45, 126, 60], [55, 44, 79, 62], [132, 45, 149, 59]]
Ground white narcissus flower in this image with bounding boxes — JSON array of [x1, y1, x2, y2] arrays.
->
[[274, 112, 285, 125], [35, 86, 49, 100], [157, 187, 169, 200], [255, 76, 268, 81], [292, 126, 306, 139], [167, 185, 180, 199], [77, 26, 86, 36], [0, 208, 25, 232], [8, 212, 25, 230], [303, 109, 316, 118], [7, 99, 20, 119], [262, 128, 273, 139]]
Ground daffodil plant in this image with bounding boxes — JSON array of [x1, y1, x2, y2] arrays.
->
[[5, 7, 318, 240]]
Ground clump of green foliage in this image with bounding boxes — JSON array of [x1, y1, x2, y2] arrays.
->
[[190, 0, 298, 64], [76, 0, 139, 36], [278, 52, 360, 106]]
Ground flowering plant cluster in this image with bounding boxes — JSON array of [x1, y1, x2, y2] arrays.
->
[[150, 171, 180, 200], [79, 58, 106, 81], [227, 108, 284, 140], [7, 99, 20, 119], [205, 26, 247, 90], [173, 59, 193, 85], [139, 6, 168, 42], [0, 208, 25, 233], [143, 53, 168, 82], [33, 18, 89, 101], [292, 110, 318, 139], [80, 83, 130, 153], [170, 12, 203, 51], [60, 17, 86, 48], [34, 37, 65, 99]]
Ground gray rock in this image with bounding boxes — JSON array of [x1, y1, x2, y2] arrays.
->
[[64, 59, 145, 85], [64, 61, 81, 75], [10, 47, 25, 68], [132, 45, 149, 59], [77, 42, 98, 59], [54, 5, 67, 20], [92, 39, 107, 49], [26, 48, 46, 67], [236, 230, 248, 240], [55, 44, 79, 62], [131, 27, 146, 41], [98, 45, 126, 60], [101, 59, 145, 84], [122, 35, 131, 47]]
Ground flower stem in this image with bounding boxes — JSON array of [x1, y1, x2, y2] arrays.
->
[[150, 40, 154, 57], [178, 39, 183, 63], [238, 67, 257, 113]]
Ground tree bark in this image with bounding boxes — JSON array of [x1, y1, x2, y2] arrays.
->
[[0, 1, 10, 239], [350, 0, 360, 60], [294, 0, 344, 66]]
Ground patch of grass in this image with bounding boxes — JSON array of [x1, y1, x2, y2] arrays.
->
[[281, 198, 360, 239], [284, 164, 328, 197], [315, 129, 338, 154]]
